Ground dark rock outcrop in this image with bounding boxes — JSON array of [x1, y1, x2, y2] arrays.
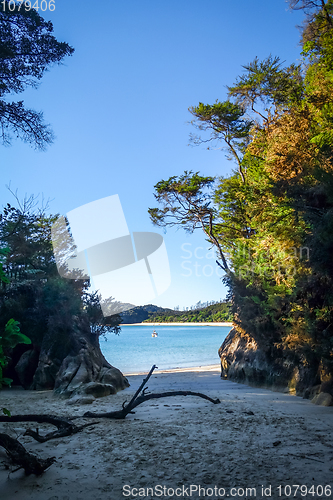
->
[[15, 347, 40, 389], [13, 315, 129, 397], [311, 392, 333, 406], [218, 328, 332, 405], [81, 382, 117, 398]]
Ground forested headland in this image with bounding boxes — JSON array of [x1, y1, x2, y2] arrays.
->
[[120, 301, 233, 324], [143, 301, 233, 323], [149, 1, 333, 400]]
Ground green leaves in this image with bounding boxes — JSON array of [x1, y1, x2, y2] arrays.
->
[[149, 171, 230, 271], [1, 319, 31, 349], [149, 171, 215, 232], [0, 319, 30, 389], [189, 101, 252, 182], [0, 247, 10, 284], [0, 1, 74, 148], [189, 101, 251, 139], [149, 0, 333, 372], [154, 171, 214, 196], [228, 56, 304, 117]]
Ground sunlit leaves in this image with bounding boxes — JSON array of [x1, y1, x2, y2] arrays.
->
[[149, 0, 333, 365], [228, 56, 304, 119], [149, 171, 215, 232]]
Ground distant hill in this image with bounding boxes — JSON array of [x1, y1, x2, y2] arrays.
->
[[120, 304, 175, 324], [120, 302, 233, 324]]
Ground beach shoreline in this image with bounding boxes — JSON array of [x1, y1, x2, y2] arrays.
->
[[123, 363, 221, 376], [121, 322, 233, 326]]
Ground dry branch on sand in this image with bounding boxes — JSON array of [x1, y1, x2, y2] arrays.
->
[[0, 365, 220, 475], [0, 432, 55, 475]]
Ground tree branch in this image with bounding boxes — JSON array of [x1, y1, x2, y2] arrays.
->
[[0, 432, 55, 475]]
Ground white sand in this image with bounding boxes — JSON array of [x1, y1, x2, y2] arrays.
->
[[121, 322, 233, 326], [1, 366, 332, 500]]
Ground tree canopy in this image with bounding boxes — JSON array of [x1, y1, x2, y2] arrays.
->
[[0, 1, 74, 149], [0, 196, 122, 388], [150, 0, 333, 378]]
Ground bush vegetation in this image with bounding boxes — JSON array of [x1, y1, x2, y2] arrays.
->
[[149, 1, 333, 379]]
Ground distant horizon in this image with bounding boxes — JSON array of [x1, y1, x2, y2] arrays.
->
[[121, 298, 230, 312]]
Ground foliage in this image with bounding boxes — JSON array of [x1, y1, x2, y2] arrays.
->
[[0, 5, 78, 396], [0, 319, 31, 388], [0, 196, 122, 387], [0, 226, 32, 388], [0, 1, 74, 148], [149, 171, 215, 232], [149, 171, 229, 271], [227, 56, 304, 117], [189, 102, 252, 182], [143, 301, 233, 323], [149, 1, 333, 377], [83, 290, 121, 338]]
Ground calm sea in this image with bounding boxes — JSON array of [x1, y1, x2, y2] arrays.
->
[[99, 324, 232, 374]]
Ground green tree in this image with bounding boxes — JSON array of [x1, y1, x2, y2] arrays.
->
[[189, 101, 252, 183], [0, 197, 122, 390], [150, 0, 333, 387], [0, 318, 31, 388], [0, 226, 32, 390], [148, 171, 229, 271], [0, 1, 74, 148]]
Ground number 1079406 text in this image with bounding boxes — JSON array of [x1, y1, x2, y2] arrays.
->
[[1, 0, 55, 12]]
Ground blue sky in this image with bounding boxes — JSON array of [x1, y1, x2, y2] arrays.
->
[[1, 1, 305, 309]]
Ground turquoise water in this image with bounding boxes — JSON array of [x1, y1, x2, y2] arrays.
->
[[99, 324, 232, 374]]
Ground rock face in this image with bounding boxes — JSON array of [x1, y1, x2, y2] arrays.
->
[[311, 392, 333, 406], [81, 382, 117, 398], [14, 315, 129, 397], [218, 328, 332, 405], [15, 347, 40, 389]]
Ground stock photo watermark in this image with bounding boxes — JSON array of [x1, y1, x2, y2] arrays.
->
[[51, 195, 171, 317], [180, 243, 222, 278], [122, 483, 332, 497], [180, 243, 310, 279]]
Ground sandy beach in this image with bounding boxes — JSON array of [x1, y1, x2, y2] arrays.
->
[[121, 323, 233, 327], [1, 366, 332, 500]]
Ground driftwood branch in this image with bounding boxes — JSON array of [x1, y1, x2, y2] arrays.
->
[[133, 391, 220, 407], [0, 365, 221, 474], [84, 390, 220, 419], [0, 433, 55, 475], [83, 366, 220, 419], [0, 414, 96, 443], [24, 421, 98, 443], [127, 364, 157, 408], [0, 415, 97, 475]]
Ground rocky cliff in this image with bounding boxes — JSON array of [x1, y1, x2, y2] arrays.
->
[[7, 315, 129, 399], [218, 328, 333, 406]]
